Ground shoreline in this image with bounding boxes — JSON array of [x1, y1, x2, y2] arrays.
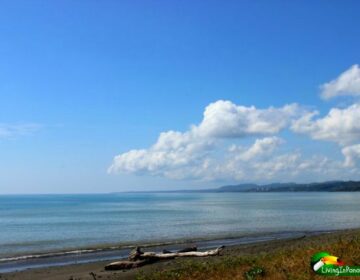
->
[[0, 229, 344, 274], [2, 228, 359, 280], [0, 231, 316, 273]]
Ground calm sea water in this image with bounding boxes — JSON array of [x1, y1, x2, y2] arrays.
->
[[1, 192, 360, 259]]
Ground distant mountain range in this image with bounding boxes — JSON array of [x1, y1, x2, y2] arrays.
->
[[155, 181, 360, 193], [213, 181, 360, 192]]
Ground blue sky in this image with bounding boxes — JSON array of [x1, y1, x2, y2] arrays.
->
[[1, 0, 360, 193]]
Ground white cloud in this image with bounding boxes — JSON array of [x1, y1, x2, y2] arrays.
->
[[195, 100, 301, 138], [108, 129, 214, 177], [108, 101, 305, 179], [109, 65, 360, 184], [217, 144, 299, 181], [228, 136, 284, 161], [109, 100, 351, 182], [293, 66, 360, 167], [0, 123, 41, 138], [321, 64, 360, 99], [342, 144, 360, 167], [291, 103, 360, 146], [109, 134, 332, 182], [222, 148, 344, 182]]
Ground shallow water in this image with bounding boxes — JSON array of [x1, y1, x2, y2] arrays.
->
[[1, 192, 360, 259]]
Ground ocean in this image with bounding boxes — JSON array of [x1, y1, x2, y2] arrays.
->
[[1, 192, 360, 271]]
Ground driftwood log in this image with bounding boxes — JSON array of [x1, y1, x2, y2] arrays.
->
[[105, 245, 225, 270]]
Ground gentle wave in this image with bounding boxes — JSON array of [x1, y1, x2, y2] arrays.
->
[[0, 240, 188, 263], [0, 249, 105, 262]]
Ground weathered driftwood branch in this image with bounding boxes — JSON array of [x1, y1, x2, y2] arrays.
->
[[129, 246, 224, 261], [105, 246, 224, 271]]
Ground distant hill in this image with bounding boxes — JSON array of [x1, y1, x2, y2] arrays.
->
[[133, 181, 360, 194], [217, 183, 258, 192], [215, 181, 360, 192]]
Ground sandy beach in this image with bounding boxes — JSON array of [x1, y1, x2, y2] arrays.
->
[[1, 228, 359, 280]]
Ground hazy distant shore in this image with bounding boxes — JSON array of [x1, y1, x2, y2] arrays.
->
[[2, 228, 360, 280], [143, 180, 360, 193]]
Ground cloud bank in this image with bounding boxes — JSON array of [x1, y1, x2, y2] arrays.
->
[[109, 65, 360, 183], [108, 101, 307, 181]]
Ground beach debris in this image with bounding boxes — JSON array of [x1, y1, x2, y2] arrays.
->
[[105, 245, 224, 270]]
